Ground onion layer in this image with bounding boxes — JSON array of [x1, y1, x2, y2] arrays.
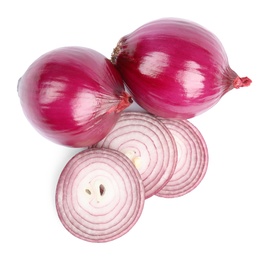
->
[[156, 118, 208, 198], [18, 46, 132, 147], [55, 148, 145, 243], [112, 18, 252, 119], [94, 112, 177, 198]]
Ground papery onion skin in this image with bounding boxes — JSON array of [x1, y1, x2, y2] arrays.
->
[[112, 18, 252, 119], [55, 148, 145, 243], [18, 46, 132, 147]]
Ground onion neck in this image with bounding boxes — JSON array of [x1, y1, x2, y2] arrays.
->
[[117, 92, 133, 112], [222, 67, 252, 95], [107, 92, 133, 114], [233, 76, 252, 89]]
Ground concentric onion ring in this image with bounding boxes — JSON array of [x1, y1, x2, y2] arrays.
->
[[55, 148, 145, 243], [94, 112, 177, 199], [156, 118, 208, 198]]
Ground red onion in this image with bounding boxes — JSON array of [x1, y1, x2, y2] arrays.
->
[[55, 148, 145, 243], [94, 112, 177, 198], [18, 46, 132, 147], [156, 118, 208, 198], [112, 18, 252, 119]]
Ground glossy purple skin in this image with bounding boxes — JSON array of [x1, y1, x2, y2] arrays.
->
[[112, 18, 239, 119], [18, 47, 129, 147]]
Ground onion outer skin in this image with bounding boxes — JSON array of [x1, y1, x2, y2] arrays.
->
[[112, 18, 252, 119], [18, 46, 132, 147], [156, 118, 208, 198], [94, 111, 177, 199], [55, 148, 145, 243]]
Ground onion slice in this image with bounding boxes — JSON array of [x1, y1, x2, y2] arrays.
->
[[55, 148, 145, 243], [156, 118, 208, 198], [94, 112, 177, 199]]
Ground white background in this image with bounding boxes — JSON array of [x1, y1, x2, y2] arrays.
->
[[1, 0, 269, 259]]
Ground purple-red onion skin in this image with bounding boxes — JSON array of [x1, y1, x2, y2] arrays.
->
[[112, 18, 251, 119], [18, 47, 132, 147]]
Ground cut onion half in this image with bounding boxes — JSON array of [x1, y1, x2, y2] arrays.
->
[[94, 112, 177, 199], [156, 118, 208, 198], [55, 148, 145, 243]]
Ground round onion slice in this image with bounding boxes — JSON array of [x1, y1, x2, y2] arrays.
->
[[55, 148, 145, 243], [94, 112, 177, 199], [156, 118, 208, 198]]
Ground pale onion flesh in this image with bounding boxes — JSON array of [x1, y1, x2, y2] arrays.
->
[[156, 118, 208, 198], [94, 111, 177, 198], [55, 148, 145, 243]]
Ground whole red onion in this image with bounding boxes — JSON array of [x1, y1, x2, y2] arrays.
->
[[112, 18, 252, 119], [18, 46, 132, 147]]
